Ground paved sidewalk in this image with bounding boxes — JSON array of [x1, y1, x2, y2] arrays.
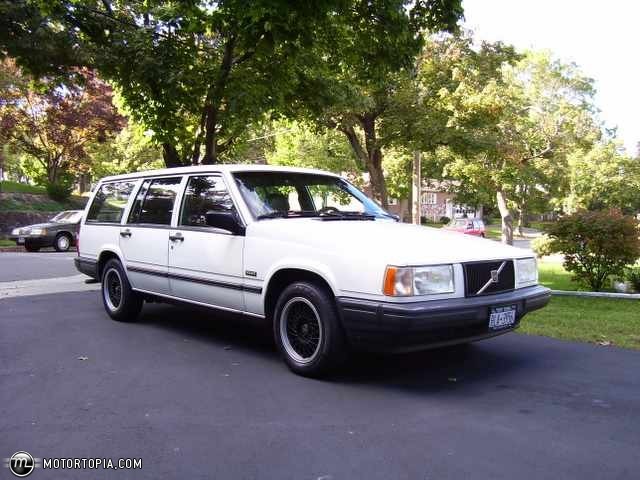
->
[[0, 274, 99, 299]]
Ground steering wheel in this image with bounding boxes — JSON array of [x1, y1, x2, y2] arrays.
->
[[318, 206, 340, 215]]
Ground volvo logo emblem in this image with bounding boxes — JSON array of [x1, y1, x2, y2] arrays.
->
[[490, 269, 500, 283]]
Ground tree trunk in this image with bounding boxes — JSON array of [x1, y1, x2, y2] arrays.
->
[[201, 34, 237, 165], [516, 205, 527, 237], [361, 115, 388, 208], [162, 143, 183, 168], [496, 189, 514, 245], [411, 151, 421, 224]]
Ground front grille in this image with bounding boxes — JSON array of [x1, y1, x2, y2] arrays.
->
[[463, 260, 514, 297]]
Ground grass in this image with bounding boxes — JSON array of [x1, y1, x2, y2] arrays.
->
[[0, 180, 46, 194], [537, 259, 584, 291], [0, 239, 15, 247], [520, 296, 640, 350], [0, 195, 86, 212], [422, 221, 445, 229]]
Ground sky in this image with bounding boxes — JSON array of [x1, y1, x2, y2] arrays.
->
[[463, 0, 639, 155]]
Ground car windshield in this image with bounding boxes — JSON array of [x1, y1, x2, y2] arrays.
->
[[51, 211, 82, 223], [233, 172, 391, 220]]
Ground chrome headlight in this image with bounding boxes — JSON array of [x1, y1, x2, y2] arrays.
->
[[384, 264, 455, 296], [516, 257, 538, 287], [30, 228, 45, 235]]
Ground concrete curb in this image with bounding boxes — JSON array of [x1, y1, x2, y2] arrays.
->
[[0, 274, 99, 299], [551, 290, 640, 300]]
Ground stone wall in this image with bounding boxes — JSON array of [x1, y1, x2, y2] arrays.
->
[[0, 211, 58, 234]]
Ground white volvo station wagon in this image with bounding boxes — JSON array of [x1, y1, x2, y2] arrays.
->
[[75, 165, 550, 376]]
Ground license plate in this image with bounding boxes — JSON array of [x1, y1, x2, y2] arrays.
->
[[489, 305, 517, 330], [17, 237, 25, 244]]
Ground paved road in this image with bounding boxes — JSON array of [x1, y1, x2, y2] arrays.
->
[[0, 251, 78, 281], [1, 291, 639, 479]]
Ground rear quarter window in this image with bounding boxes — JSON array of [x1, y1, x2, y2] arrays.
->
[[86, 181, 136, 223]]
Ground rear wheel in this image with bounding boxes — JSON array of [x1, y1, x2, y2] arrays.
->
[[273, 281, 347, 377], [54, 233, 72, 252], [101, 259, 143, 322]]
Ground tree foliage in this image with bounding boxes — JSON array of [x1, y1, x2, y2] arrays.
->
[[565, 142, 640, 214], [547, 210, 640, 291], [0, 58, 123, 187], [0, 0, 463, 175], [433, 48, 600, 243], [292, 1, 464, 207]]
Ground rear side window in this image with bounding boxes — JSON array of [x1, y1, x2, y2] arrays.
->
[[180, 175, 236, 227], [86, 181, 136, 223], [128, 177, 182, 225]]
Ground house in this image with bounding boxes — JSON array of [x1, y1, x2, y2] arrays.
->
[[387, 180, 483, 223]]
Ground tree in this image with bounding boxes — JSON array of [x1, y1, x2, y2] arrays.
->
[[564, 141, 640, 214], [0, 0, 462, 175], [86, 122, 163, 179], [0, 58, 123, 188], [265, 121, 360, 174], [291, 1, 463, 207], [440, 50, 599, 244]]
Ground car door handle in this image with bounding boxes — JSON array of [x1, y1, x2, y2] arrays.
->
[[169, 233, 184, 242], [120, 229, 132, 238]]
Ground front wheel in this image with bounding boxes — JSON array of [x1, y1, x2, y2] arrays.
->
[[273, 281, 347, 377], [101, 259, 143, 322], [24, 242, 40, 252]]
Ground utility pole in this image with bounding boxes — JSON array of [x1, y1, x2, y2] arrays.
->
[[411, 151, 421, 225]]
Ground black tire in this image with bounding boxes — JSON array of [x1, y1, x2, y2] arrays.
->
[[273, 281, 348, 377], [24, 242, 40, 252], [101, 259, 143, 322], [54, 232, 72, 252]]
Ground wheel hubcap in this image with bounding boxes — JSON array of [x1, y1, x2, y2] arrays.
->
[[58, 236, 69, 250], [280, 297, 323, 364], [103, 269, 123, 311]]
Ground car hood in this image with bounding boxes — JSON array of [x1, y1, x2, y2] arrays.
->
[[247, 218, 529, 265]]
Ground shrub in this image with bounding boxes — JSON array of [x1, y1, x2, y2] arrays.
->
[[439, 216, 450, 224], [547, 209, 640, 291], [46, 181, 73, 201], [531, 234, 553, 258], [626, 266, 640, 292]]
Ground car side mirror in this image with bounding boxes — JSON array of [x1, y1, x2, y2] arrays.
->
[[205, 211, 245, 235]]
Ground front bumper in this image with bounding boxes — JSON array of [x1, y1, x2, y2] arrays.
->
[[336, 285, 551, 352], [8, 235, 54, 247]]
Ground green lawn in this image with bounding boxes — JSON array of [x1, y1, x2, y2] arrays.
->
[[0, 195, 86, 212], [0, 180, 46, 194], [537, 259, 585, 291], [0, 239, 15, 247], [520, 296, 640, 350]]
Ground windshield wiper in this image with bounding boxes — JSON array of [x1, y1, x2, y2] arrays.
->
[[318, 211, 376, 221], [256, 211, 322, 220]]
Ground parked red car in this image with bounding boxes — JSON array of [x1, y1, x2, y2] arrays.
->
[[444, 218, 486, 237]]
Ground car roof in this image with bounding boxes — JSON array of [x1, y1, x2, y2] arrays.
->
[[99, 164, 342, 183]]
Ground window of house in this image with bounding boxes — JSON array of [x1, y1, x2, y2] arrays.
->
[[128, 177, 182, 225], [179, 175, 237, 227], [421, 192, 437, 205], [86, 181, 136, 223]]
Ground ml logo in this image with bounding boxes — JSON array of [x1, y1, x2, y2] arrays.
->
[[8, 451, 35, 477]]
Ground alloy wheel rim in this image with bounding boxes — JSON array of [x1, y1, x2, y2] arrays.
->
[[280, 297, 323, 364], [103, 268, 123, 311], [58, 236, 69, 250]]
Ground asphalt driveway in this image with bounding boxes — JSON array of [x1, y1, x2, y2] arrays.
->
[[1, 291, 639, 479], [0, 251, 78, 281]]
